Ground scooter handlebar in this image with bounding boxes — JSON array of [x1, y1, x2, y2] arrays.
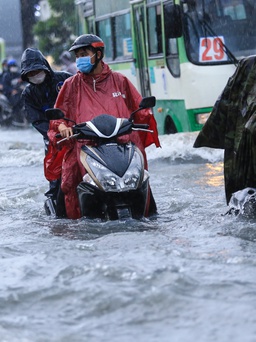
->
[[132, 123, 149, 129], [54, 122, 153, 144], [132, 123, 154, 133], [55, 133, 81, 145]]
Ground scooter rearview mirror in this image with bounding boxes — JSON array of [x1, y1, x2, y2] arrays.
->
[[139, 96, 156, 109], [45, 108, 65, 121], [129, 96, 156, 122]]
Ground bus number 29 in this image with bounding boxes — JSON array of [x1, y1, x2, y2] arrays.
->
[[199, 37, 227, 62]]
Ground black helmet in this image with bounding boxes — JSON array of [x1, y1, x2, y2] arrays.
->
[[2, 58, 8, 65], [69, 34, 104, 58]]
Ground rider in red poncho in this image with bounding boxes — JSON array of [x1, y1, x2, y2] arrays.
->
[[46, 34, 160, 219]]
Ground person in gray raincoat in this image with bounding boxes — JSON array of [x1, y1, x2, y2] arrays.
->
[[59, 51, 77, 75], [194, 55, 256, 205]]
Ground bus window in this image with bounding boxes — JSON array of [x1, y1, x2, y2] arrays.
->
[[224, 4, 246, 19], [96, 19, 113, 61], [86, 18, 95, 34], [97, 13, 132, 61], [147, 5, 163, 55], [114, 13, 132, 59]]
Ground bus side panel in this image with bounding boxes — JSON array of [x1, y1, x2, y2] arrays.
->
[[180, 62, 236, 110], [109, 61, 139, 91], [154, 99, 188, 134], [147, 58, 188, 134]]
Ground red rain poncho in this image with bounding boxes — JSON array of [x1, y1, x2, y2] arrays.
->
[[45, 62, 160, 219]]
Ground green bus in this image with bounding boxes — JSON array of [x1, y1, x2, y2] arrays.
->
[[75, 0, 256, 134]]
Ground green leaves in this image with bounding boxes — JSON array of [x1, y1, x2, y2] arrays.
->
[[33, 0, 76, 63]]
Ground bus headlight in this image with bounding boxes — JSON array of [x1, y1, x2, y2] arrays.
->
[[196, 112, 211, 125]]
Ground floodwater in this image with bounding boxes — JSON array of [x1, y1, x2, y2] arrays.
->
[[1, 126, 256, 342]]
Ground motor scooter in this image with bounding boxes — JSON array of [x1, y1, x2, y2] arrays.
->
[[45, 96, 157, 220], [0, 93, 12, 126]]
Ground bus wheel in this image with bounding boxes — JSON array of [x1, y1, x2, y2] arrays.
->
[[164, 116, 177, 134]]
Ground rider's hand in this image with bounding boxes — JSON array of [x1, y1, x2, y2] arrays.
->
[[58, 123, 73, 138], [117, 134, 130, 144]]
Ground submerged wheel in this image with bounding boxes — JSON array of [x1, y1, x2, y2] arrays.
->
[[164, 115, 177, 134], [116, 207, 131, 220]]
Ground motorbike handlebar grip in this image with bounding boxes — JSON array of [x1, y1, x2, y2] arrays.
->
[[133, 124, 149, 129], [55, 133, 62, 138]]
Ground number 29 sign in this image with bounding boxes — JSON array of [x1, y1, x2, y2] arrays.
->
[[199, 36, 228, 62]]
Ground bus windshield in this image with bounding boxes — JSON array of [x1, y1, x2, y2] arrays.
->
[[181, 0, 256, 64]]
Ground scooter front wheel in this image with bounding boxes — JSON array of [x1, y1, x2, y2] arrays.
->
[[116, 207, 132, 220]]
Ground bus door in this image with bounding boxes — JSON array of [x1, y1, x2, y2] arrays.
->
[[131, 3, 151, 97]]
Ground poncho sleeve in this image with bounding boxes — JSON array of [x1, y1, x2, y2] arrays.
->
[[194, 56, 256, 150]]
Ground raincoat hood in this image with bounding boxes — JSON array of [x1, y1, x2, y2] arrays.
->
[[20, 48, 53, 82]]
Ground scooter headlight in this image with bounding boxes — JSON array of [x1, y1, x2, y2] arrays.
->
[[123, 172, 140, 187]]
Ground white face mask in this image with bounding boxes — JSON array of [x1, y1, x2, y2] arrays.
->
[[28, 71, 46, 84], [10, 66, 18, 73]]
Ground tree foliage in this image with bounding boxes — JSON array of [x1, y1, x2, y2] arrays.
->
[[20, 0, 38, 50], [33, 0, 77, 63]]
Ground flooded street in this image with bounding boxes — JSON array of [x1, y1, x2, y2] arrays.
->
[[1, 126, 256, 342]]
